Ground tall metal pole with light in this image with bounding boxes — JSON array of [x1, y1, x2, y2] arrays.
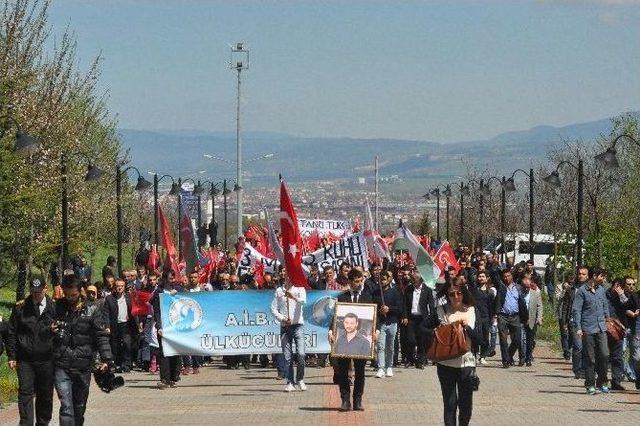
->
[[194, 180, 221, 227], [458, 182, 469, 244], [544, 161, 584, 268], [594, 134, 640, 279], [6, 114, 40, 295], [222, 180, 232, 249], [374, 155, 379, 230], [503, 168, 535, 261], [153, 174, 180, 246], [229, 42, 249, 238], [116, 166, 152, 276], [443, 185, 451, 241], [481, 176, 507, 262]]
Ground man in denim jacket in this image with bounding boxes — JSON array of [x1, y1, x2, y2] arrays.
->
[[571, 267, 610, 394]]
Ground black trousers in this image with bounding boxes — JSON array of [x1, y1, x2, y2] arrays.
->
[[608, 336, 624, 384], [476, 317, 491, 357], [498, 314, 521, 364], [406, 315, 427, 366], [524, 325, 537, 363], [158, 336, 180, 383], [111, 323, 132, 369], [17, 359, 54, 426], [335, 358, 366, 404], [437, 364, 474, 426], [583, 332, 609, 388]]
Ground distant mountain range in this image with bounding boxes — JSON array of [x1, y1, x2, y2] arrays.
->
[[119, 115, 620, 186]]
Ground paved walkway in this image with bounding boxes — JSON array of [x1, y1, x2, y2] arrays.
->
[[1, 343, 639, 425]]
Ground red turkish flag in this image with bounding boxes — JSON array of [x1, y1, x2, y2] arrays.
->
[[279, 179, 308, 288], [146, 244, 160, 272], [131, 290, 153, 316], [158, 205, 181, 277], [434, 241, 461, 275]]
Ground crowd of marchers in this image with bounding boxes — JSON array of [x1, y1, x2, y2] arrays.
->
[[0, 241, 638, 426]]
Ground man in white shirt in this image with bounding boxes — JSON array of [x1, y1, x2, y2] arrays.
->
[[271, 274, 307, 392]]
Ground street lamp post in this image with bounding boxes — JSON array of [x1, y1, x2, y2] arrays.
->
[[544, 160, 584, 267], [152, 174, 179, 246], [116, 166, 152, 276], [444, 185, 451, 241], [459, 182, 469, 244], [503, 169, 535, 262], [6, 113, 40, 298], [465, 179, 485, 250], [222, 180, 232, 249], [229, 42, 249, 238], [479, 178, 485, 250], [480, 176, 507, 262], [595, 134, 640, 279], [1, 113, 40, 156], [194, 180, 222, 228], [59, 152, 105, 269]]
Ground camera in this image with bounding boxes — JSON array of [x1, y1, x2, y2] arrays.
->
[[55, 321, 68, 339], [93, 366, 125, 393]]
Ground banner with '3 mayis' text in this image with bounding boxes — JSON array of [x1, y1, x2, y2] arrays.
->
[[159, 290, 342, 356]]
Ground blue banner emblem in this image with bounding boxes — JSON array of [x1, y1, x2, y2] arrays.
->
[[160, 290, 341, 356]]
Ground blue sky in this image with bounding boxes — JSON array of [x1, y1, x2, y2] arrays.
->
[[48, 0, 640, 142]]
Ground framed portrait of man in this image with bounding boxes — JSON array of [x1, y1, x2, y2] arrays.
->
[[330, 302, 377, 359]]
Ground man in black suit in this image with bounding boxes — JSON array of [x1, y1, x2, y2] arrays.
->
[[403, 269, 437, 369], [7, 279, 56, 425], [104, 278, 137, 372], [329, 268, 376, 412]]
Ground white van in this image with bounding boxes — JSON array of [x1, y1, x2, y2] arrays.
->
[[483, 233, 575, 274]]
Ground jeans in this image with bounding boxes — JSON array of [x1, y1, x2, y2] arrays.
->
[[17, 359, 54, 426], [627, 330, 640, 380], [54, 368, 91, 426], [608, 337, 624, 384], [377, 322, 398, 369], [583, 331, 609, 388], [273, 353, 286, 376], [498, 314, 521, 364], [282, 324, 305, 384], [569, 324, 585, 376], [437, 364, 474, 426], [489, 321, 497, 354], [559, 320, 571, 358], [336, 358, 366, 403]]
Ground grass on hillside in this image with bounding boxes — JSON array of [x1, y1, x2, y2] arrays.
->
[[0, 286, 17, 407], [537, 296, 562, 353]]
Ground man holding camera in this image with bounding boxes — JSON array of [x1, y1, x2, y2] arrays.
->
[[7, 278, 55, 426], [52, 277, 112, 426]]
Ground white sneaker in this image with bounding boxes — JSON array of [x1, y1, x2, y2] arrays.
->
[[375, 369, 385, 378], [479, 358, 487, 365], [284, 383, 295, 392], [297, 381, 307, 391], [386, 368, 394, 377]]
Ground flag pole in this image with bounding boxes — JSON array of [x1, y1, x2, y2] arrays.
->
[[280, 173, 291, 321]]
